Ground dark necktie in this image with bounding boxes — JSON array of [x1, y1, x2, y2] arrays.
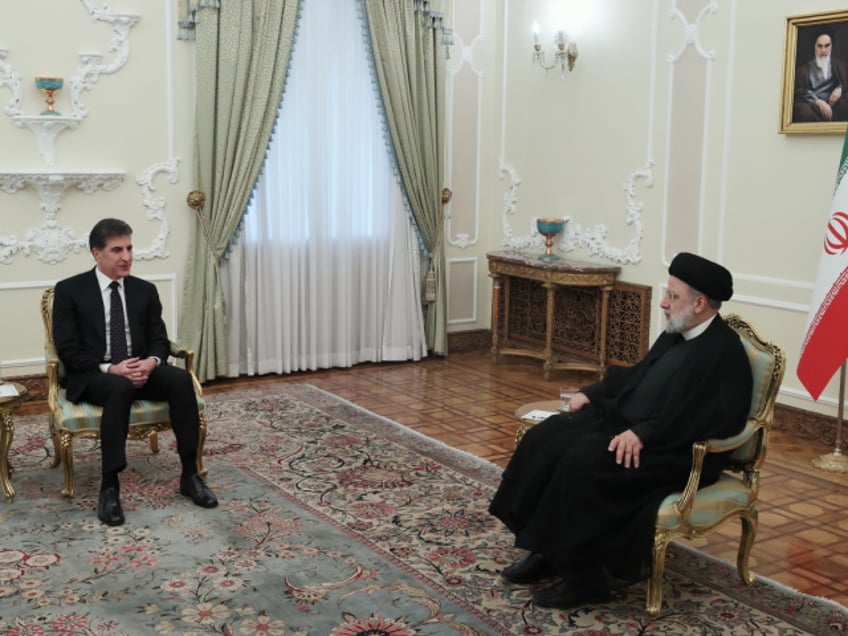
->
[[110, 281, 128, 363]]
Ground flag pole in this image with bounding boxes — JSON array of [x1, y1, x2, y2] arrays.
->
[[811, 361, 848, 473]]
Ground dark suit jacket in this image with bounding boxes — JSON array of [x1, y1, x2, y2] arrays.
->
[[53, 267, 171, 403]]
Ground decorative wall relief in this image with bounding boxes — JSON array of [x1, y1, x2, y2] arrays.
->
[[70, 2, 140, 120], [497, 156, 652, 265], [0, 1, 145, 266], [0, 172, 125, 264], [134, 159, 179, 261], [558, 162, 653, 264], [0, 1, 139, 167], [667, 1, 718, 64], [0, 49, 22, 117], [497, 157, 543, 253], [445, 12, 483, 250]]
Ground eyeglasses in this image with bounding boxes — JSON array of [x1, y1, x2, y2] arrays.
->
[[664, 290, 681, 302]]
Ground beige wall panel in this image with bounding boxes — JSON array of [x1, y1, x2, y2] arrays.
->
[[448, 64, 480, 246], [447, 258, 478, 324], [665, 53, 707, 256]]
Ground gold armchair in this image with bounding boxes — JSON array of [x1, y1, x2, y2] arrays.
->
[[40, 288, 208, 498], [647, 314, 785, 616]]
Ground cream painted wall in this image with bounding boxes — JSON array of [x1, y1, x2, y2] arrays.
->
[[0, 0, 195, 378], [444, 0, 848, 418]]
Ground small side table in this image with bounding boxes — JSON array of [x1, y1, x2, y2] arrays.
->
[[0, 382, 27, 502], [488, 251, 620, 380], [514, 399, 563, 447]]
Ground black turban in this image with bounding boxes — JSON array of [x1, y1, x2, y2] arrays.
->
[[668, 252, 733, 301]]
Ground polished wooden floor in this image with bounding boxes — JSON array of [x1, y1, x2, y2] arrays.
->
[[22, 349, 848, 607]]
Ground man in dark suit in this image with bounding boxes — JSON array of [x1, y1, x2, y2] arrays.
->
[[489, 252, 753, 609], [53, 218, 217, 526]]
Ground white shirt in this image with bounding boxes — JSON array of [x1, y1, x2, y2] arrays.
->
[[681, 313, 717, 341], [95, 268, 132, 372]]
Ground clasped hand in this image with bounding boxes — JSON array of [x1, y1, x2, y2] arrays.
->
[[110, 357, 154, 388]]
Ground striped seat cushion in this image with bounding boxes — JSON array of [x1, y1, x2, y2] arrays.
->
[[51, 388, 205, 433], [656, 474, 753, 530]]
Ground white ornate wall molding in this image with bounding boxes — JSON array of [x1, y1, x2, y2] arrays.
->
[[497, 157, 541, 252], [558, 162, 654, 264], [0, 171, 124, 264], [12, 117, 81, 167], [667, 1, 718, 63], [70, 2, 141, 120], [445, 0, 485, 250], [0, 49, 22, 117], [0, 2, 139, 167], [133, 158, 179, 261], [496, 154, 652, 264]]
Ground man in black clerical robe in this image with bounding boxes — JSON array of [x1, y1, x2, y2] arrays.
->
[[489, 252, 753, 609]]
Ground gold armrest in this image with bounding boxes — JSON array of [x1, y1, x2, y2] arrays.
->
[[672, 419, 759, 520], [168, 341, 202, 395], [702, 420, 759, 454], [44, 342, 61, 404]]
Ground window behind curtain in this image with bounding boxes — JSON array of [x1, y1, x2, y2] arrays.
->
[[222, 0, 428, 375]]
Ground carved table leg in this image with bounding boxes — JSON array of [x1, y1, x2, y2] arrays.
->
[[543, 282, 556, 380], [598, 285, 613, 378], [490, 273, 502, 360]]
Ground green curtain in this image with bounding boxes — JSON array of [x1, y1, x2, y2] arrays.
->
[[180, 1, 300, 381], [362, 0, 447, 355]]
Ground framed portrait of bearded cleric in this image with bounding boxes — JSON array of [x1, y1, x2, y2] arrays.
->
[[781, 10, 848, 134]]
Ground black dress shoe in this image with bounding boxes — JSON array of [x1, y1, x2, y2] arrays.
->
[[179, 474, 218, 508], [97, 487, 125, 526], [532, 578, 610, 609], [501, 552, 557, 584]]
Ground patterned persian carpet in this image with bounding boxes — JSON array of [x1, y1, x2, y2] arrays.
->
[[3, 384, 848, 635]]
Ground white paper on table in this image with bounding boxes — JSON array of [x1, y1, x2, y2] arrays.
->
[[0, 383, 19, 397], [521, 408, 558, 422]]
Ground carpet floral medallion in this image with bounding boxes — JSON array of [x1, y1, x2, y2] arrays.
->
[[2, 384, 848, 635]]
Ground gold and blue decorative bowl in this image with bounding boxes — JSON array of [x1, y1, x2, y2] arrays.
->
[[35, 77, 63, 115], [35, 77, 63, 91], [536, 217, 566, 259]]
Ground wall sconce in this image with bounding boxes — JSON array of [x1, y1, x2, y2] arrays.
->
[[531, 21, 578, 75]]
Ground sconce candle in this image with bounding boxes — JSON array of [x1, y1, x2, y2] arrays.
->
[[35, 77, 63, 116], [530, 23, 578, 75]]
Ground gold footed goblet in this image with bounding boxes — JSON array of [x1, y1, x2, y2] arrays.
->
[[35, 77, 63, 116], [536, 218, 566, 259]]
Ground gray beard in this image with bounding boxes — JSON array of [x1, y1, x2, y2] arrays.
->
[[665, 306, 695, 334], [816, 54, 832, 79]]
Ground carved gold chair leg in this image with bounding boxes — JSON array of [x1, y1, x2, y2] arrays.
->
[[149, 432, 160, 454], [196, 417, 208, 477], [60, 437, 76, 498], [47, 416, 62, 469], [737, 510, 757, 585], [647, 533, 672, 617]]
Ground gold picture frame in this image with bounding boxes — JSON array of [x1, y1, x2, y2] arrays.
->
[[780, 10, 848, 134]]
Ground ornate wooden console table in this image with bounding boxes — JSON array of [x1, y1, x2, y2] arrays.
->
[[488, 251, 621, 380]]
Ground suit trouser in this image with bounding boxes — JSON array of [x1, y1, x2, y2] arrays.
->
[[77, 365, 200, 475]]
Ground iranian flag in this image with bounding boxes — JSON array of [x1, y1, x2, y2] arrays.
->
[[798, 128, 848, 401]]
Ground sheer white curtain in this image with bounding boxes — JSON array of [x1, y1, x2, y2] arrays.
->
[[220, 0, 428, 376]]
